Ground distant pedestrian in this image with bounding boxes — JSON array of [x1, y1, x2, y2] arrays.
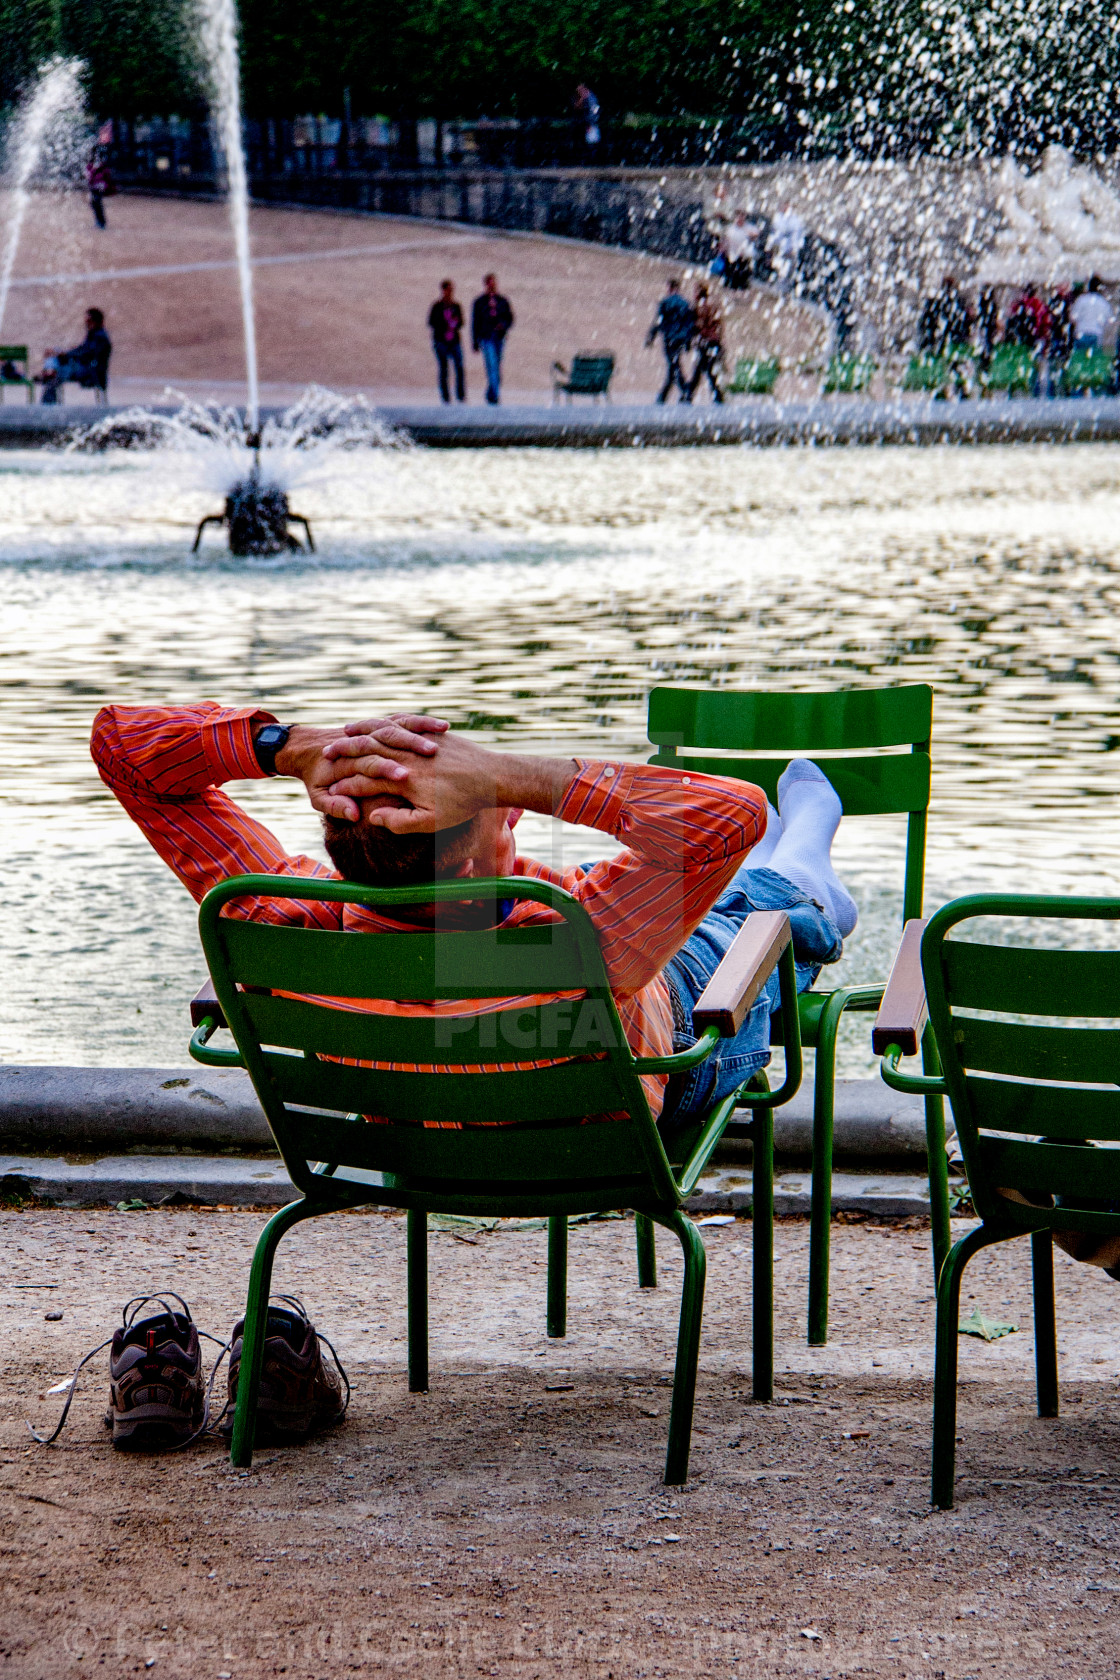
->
[[1046, 285, 1074, 393], [1004, 283, 1051, 351], [428, 279, 466, 403], [686, 282, 724, 404], [86, 151, 111, 230], [721, 209, 762, 291], [572, 82, 601, 157], [768, 203, 807, 289], [917, 275, 974, 356], [36, 307, 112, 404], [975, 285, 1000, 373], [646, 278, 694, 403], [1071, 275, 1113, 349], [471, 274, 514, 405]]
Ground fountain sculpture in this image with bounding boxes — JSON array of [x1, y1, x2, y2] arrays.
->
[[976, 145, 1120, 285], [191, 432, 315, 555]]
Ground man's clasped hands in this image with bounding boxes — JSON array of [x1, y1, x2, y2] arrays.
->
[[271, 713, 574, 839]]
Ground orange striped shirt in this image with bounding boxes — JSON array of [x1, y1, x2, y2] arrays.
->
[[91, 703, 766, 1116]]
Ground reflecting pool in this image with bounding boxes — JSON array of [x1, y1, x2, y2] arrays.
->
[[3, 441, 1119, 1070]]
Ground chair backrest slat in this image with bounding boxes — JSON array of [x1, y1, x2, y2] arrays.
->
[[979, 1134, 1120, 1201], [943, 940, 1120, 1017], [648, 684, 932, 752], [955, 1017, 1120, 1084], [964, 1074, 1120, 1139], [220, 914, 588, 998], [243, 989, 629, 1064], [263, 1047, 632, 1130], [283, 1098, 650, 1184], [646, 750, 929, 816]]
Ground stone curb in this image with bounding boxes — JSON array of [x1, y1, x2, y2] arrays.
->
[[0, 1067, 940, 1164], [5, 397, 1120, 450], [0, 1154, 936, 1218]]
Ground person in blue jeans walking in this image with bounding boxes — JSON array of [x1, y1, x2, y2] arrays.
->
[[428, 279, 466, 403], [647, 278, 695, 404], [471, 274, 514, 405], [660, 760, 858, 1125]]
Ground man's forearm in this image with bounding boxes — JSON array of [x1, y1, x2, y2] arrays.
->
[[491, 753, 579, 816]]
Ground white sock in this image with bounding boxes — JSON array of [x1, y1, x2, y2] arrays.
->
[[745, 801, 783, 867], [768, 760, 858, 938]]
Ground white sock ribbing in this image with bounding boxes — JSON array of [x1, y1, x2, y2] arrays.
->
[[744, 801, 783, 868], [768, 759, 858, 938]]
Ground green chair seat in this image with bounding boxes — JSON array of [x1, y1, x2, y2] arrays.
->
[[647, 682, 945, 1347], [1056, 346, 1113, 396], [191, 871, 803, 1483], [983, 344, 1036, 395]]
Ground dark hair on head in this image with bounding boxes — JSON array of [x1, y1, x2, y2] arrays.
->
[[440, 277, 454, 289], [86, 307, 105, 326], [322, 814, 475, 888]]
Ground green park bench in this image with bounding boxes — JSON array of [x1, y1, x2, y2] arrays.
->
[[875, 893, 1120, 1508], [0, 345, 34, 404], [1055, 345, 1113, 396], [190, 870, 804, 1482], [551, 352, 615, 403], [725, 356, 780, 396], [823, 354, 876, 394]]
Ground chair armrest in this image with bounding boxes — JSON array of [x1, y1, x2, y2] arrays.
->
[[190, 974, 226, 1029], [871, 918, 928, 1056], [692, 911, 791, 1037]]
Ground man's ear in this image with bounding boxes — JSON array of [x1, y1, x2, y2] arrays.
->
[[453, 857, 476, 879]]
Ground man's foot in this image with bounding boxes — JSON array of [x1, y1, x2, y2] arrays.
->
[[106, 1298, 205, 1451], [221, 1298, 348, 1443], [769, 760, 859, 938]]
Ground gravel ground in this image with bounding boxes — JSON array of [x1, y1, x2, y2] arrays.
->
[[2, 1209, 1120, 1678]]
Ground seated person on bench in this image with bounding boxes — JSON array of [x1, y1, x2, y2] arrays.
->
[[91, 704, 858, 1122], [37, 307, 112, 404]]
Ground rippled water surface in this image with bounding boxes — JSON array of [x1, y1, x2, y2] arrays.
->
[[3, 441, 1119, 1069]]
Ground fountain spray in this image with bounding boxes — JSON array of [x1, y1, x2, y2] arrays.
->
[[198, 0, 259, 432], [0, 57, 84, 340]]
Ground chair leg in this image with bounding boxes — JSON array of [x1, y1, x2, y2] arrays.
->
[[635, 1212, 657, 1288], [230, 1198, 323, 1467], [547, 1214, 568, 1338], [407, 1208, 429, 1392], [922, 1023, 952, 1285], [752, 1101, 774, 1403], [807, 994, 845, 1346], [661, 1209, 707, 1485], [932, 1223, 1005, 1508], [1031, 1230, 1059, 1418]]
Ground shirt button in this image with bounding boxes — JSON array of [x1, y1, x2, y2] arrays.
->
[[602, 764, 615, 774], [682, 776, 691, 785]]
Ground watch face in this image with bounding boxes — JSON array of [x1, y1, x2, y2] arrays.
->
[[258, 726, 287, 747]]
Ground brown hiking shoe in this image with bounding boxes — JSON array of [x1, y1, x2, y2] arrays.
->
[[221, 1296, 349, 1443], [106, 1295, 205, 1451]]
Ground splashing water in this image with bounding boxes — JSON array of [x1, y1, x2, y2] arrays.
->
[[0, 57, 85, 339], [197, 0, 258, 429], [71, 384, 410, 498]]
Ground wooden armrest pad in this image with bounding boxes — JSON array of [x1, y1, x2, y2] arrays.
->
[[871, 918, 928, 1057], [190, 974, 226, 1030], [692, 910, 791, 1038]]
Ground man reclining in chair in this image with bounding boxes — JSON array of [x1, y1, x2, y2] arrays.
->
[[92, 703, 859, 1123]]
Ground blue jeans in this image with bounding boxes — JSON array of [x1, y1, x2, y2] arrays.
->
[[434, 340, 465, 402], [660, 865, 843, 1125], [480, 337, 504, 403]]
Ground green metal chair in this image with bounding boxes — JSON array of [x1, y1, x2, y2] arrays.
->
[[823, 354, 876, 394], [647, 683, 948, 1345], [982, 343, 1036, 396], [190, 873, 802, 1483], [874, 894, 1120, 1508], [0, 345, 33, 404], [726, 356, 781, 396], [1055, 346, 1113, 397]]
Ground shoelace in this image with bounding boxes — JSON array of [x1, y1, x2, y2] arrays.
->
[[266, 1294, 351, 1418], [29, 1292, 351, 1444], [28, 1293, 233, 1449]]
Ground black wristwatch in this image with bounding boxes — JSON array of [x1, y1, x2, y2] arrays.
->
[[253, 723, 291, 777]]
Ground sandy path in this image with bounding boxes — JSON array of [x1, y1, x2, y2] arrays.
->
[[0, 191, 826, 407], [3, 1209, 1120, 1676]]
